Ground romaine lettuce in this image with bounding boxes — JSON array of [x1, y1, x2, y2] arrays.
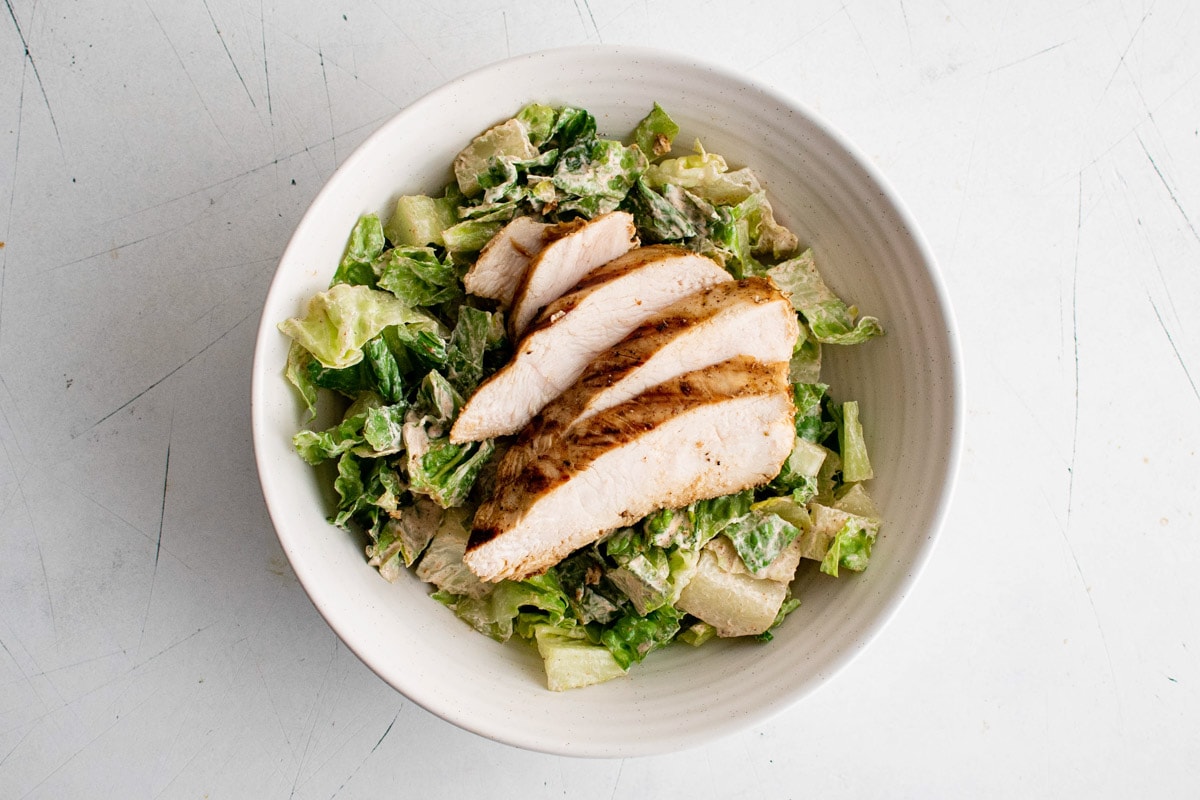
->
[[768, 249, 884, 344]]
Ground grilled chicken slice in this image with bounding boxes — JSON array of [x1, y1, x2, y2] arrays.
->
[[463, 217, 587, 307], [508, 210, 638, 338], [463, 357, 794, 582], [450, 245, 731, 443], [495, 277, 799, 484]]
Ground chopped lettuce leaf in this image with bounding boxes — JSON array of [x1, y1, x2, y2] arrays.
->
[[720, 510, 803, 574], [678, 620, 717, 647], [833, 400, 874, 482], [442, 219, 503, 253], [686, 489, 754, 548], [769, 436, 827, 503], [552, 139, 648, 218], [414, 508, 491, 598], [375, 246, 461, 308], [600, 605, 682, 670], [819, 517, 877, 577], [362, 336, 403, 404], [789, 322, 822, 384], [360, 402, 407, 455], [516, 103, 558, 147], [792, 382, 836, 443], [768, 249, 884, 344], [445, 306, 505, 396], [293, 409, 366, 465], [631, 102, 679, 158], [548, 106, 596, 151], [384, 194, 459, 247], [278, 283, 436, 369], [446, 572, 570, 642], [534, 624, 627, 691], [285, 341, 319, 417], [454, 117, 539, 197], [404, 426, 494, 509], [332, 214, 385, 287], [625, 177, 697, 242]]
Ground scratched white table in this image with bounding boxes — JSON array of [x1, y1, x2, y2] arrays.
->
[[2, 2, 1197, 797]]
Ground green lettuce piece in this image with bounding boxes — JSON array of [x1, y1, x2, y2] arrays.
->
[[793, 382, 836, 443], [645, 144, 733, 194], [414, 370, 463, 425], [479, 149, 559, 205], [819, 517, 877, 577], [533, 623, 627, 691], [553, 139, 648, 218], [454, 117, 539, 197], [769, 436, 827, 503], [362, 336, 403, 404], [384, 195, 458, 247], [720, 510, 803, 574], [278, 283, 436, 369], [606, 542, 698, 616], [293, 410, 367, 465], [375, 246, 461, 308], [548, 106, 596, 151], [789, 322, 822, 384], [413, 508, 490, 598], [600, 605, 682, 670], [631, 102, 679, 158], [767, 249, 883, 344], [516, 103, 558, 147], [445, 306, 505, 396], [556, 549, 626, 625], [678, 620, 717, 647], [285, 341, 319, 417], [445, 572, 570, 642], [361, 403, 407, 455], [404, 427, 494, 508], [832, 400, 874, 482], [442, 219, 503, 253], [624, 177, 696, 242], [331, 214, 385, 287], [686, 489, 754, 548]]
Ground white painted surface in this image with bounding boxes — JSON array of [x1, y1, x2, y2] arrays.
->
[[1, 1, 1196, 796]]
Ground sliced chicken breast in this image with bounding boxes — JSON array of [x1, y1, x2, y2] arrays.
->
[[463, 217, 588, 307], [450, 245, 732, 443], [495, 277, 799, 484], [508, 210, 638, 338], [464, 357, 794, 582], [463, 217, 551, 306]]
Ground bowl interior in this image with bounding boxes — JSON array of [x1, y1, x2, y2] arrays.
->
[[251, 46, 960, 757]]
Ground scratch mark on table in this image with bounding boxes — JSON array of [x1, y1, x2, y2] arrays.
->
[[326, 707, 402, 799], [289, 635, 340, 798], [987, 40, 1070, 74], [578, 0, 602, 42], [71, 310, 254, 440], [1136, 133, 1200, 245], [318, 40, 337, 167], [154, 440, 172, 570], [256, 659, 296, 754], [608, 759, 625, 800], [365, 0, 445, 79], [1101, 3, 1154, 97], [201, 0, 256, 108], [1147, 295, 1200, 404], [0, 48, 25, 347], [1066, 172, 1081, 530], [840, 2, 879, 78], [898, 0, 914, 58], [137, 403, 175, 657], [143, 0, 234, 155], [259, 0, 273, 119], [16, 481, 58, 640], [3, 0, 61, 148], [502, 11, 510, 58]]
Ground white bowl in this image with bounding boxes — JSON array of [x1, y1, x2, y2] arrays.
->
[[251, 45, 962, 757]]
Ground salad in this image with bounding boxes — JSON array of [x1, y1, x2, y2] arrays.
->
[[279, 103, 884, 690]]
